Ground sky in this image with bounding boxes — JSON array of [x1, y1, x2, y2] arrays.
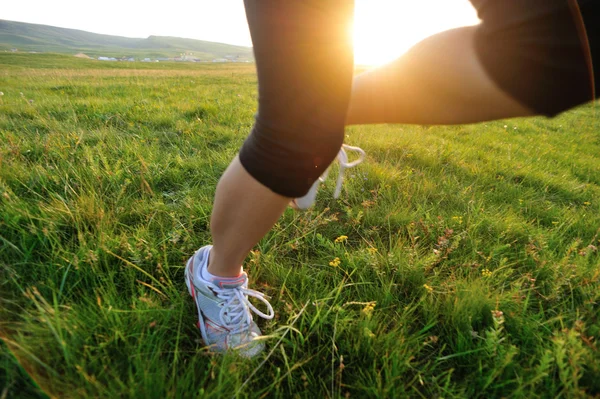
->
[[3, 0, 480, 65]]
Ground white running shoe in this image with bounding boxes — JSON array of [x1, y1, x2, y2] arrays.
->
[[185, 245, 274, 357], [291, 144, 366, 210]]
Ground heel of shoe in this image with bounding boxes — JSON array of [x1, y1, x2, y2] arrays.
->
[[184, 257, 194, 297], [291, 178, 321, 210]]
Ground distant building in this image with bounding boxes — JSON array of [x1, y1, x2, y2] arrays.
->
[[98, 56, 117, 61], [10, 48, 18, 52], [224, 55, 244, 62]]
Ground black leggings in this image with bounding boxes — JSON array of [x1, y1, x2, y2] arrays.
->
[[239, 0, 598, 198]]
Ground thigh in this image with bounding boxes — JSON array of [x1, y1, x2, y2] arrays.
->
[[244, 0, 354, 133], [240, 1, 355, 197], [471, 0, 598, 116]]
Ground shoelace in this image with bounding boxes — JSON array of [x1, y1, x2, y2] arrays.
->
[[320, 144, 366, 198], [215, 285, 275, 333], [292, 144, 366, 210]]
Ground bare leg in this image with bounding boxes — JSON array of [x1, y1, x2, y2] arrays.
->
[[346, 26, 535, 126], [203, 1, 353, 278], [207, 156, 290, 277]]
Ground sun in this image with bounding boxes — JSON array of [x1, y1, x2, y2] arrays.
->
[[352, 0, 480, 66]]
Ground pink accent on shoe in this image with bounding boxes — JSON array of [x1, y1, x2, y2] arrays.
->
[[206, 322, 228, 333], [189, 259, 196, 299], [218, 277, 245, 289]]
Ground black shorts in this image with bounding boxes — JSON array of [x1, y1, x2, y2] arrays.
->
[[473, 0, 599, 116], [240, 0, 598, 197]]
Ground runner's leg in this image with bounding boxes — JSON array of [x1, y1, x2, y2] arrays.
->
[[208, 1, 355, 277], [347, 0, 597, 125]]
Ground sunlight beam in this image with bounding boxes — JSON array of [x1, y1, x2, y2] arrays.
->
[[353, 0, 480, 66]]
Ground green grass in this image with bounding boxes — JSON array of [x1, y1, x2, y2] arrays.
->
[[1, 53, 599, 398]]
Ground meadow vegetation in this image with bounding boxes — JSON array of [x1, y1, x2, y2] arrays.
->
[[1, 53, 599, 398]]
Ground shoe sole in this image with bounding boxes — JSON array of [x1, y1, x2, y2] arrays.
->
[[291, 145, 365, 210], [184, 250, 215, 350], [290, 176, 322, 210]]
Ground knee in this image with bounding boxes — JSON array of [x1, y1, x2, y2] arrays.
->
[[238, 120, 344, 198]]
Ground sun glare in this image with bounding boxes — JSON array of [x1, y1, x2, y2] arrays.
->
[[353, 0, 480, 66]]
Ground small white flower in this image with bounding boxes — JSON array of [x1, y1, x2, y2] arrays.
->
[[0, 91, 4, 96], [503, 125, 507, 128]]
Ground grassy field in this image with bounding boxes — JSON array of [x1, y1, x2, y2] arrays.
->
[[1, 53, 599, 398]]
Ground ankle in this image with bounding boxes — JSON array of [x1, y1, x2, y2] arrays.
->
[[207, 252, 243, 278], [206, 265, 243, 279]]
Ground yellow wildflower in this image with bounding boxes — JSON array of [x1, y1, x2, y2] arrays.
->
[[423, 284, 434, 293], [364, 327, 376, 338], [481, 268, 492, 278], [367, 247, 378, 255], [335, 235, 348, 243], [452, 216, 463, 225], [329, 257, 341, 267], [361, 302, 376, 318]]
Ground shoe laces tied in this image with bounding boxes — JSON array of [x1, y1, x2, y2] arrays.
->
[[215, 285, 275, 333]]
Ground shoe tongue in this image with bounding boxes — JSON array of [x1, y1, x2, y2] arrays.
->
[[213, 272, 247, 289]]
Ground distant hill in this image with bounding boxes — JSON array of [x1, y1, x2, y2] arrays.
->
[[0, 19, 253, 61]]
